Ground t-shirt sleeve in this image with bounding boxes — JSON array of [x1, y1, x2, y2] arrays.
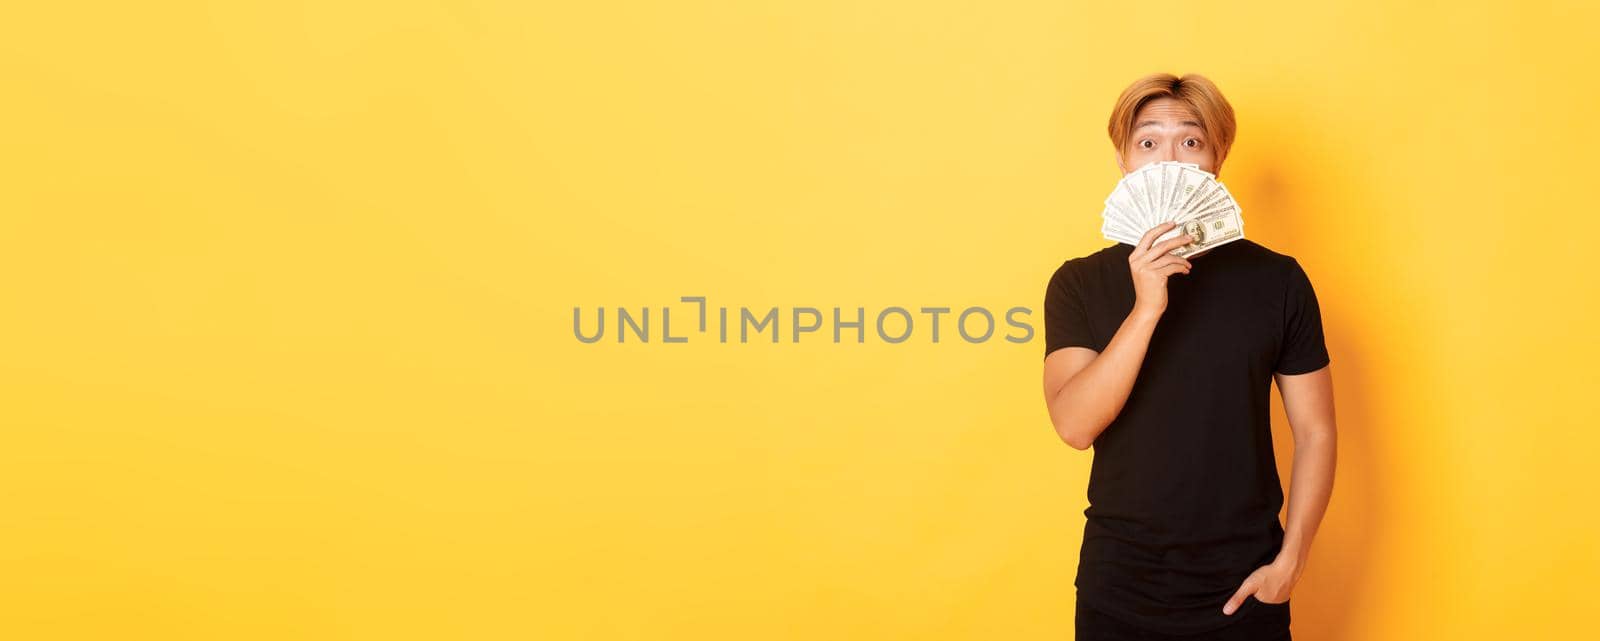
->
[[1043, 261, 1098, 358], [1275, 258, 1331, 375]]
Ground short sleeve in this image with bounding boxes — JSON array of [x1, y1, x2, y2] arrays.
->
[[1044, 261, 1098, 358], [1275, 258, 1331, 375]]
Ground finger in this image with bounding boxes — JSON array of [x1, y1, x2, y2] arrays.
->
[[1142, 233, 1195, 264], [1223, 581, 1258, 616], [1155, 263, 1190, 277], [1132, 222, 1178, 259], [1137, 231, 1193, 264], [1149, 256, 1192, 270]]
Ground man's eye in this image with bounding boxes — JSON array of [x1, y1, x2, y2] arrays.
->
[[1183, 138, 1201, 148], [1139, 140, 1155, 149]]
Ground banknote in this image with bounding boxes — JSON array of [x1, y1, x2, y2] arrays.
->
[[1100, 160, 1247, 256]]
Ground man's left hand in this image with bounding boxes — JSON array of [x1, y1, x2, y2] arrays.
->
[[1222, 555, 1302, 615]]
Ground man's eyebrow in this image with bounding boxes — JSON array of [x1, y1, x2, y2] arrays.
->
[[1134, 120, 1205, 130]]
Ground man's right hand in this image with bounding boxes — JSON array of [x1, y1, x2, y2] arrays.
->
[[1129, 222, 1194, 315]]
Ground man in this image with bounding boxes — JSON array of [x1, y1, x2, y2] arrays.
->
[[1041, 72, 1337, 640]]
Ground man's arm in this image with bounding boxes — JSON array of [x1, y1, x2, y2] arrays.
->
[[1222, 363, 1335, 613], [1274, 364, 1337, 572], [1041, 307, 1164, 450], [1041, 224, 1194, 450]]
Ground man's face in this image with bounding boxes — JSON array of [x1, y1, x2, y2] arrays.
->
[[1117, 97, 1217, 175]]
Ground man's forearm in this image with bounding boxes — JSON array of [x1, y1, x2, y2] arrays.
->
[[1047, 306, 1165, 447], [1277, 430, 1336, 570]]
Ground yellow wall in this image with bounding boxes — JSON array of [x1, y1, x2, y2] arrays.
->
[[3, 2, 1596, 639]]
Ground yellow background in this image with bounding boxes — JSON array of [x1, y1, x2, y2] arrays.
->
[[3, 2, 1596, 639]]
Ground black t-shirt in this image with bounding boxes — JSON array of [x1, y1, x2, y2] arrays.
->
[[1042, 239, 1330, 636]]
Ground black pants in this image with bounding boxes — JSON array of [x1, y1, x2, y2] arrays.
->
[[1075, 598, 1292, 641]]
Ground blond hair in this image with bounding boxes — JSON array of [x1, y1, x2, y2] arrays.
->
[[1108, 73, 1238, 171]]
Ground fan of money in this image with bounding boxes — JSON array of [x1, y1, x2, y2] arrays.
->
[[1101, 160, 1246, 257]]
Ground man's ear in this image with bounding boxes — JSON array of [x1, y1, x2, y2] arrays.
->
[[1113, 150, 1126, 174]]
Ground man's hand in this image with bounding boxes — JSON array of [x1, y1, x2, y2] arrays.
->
[[1221, 555, 1303, 615], [1129, 222, 1194, 315]]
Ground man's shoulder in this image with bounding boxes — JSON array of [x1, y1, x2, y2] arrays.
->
[[1052, 242, 1129, 279], [1226, 238, 1304, 275]]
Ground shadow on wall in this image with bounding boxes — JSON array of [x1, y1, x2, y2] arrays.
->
[[1244, 108, 1386, 641]]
